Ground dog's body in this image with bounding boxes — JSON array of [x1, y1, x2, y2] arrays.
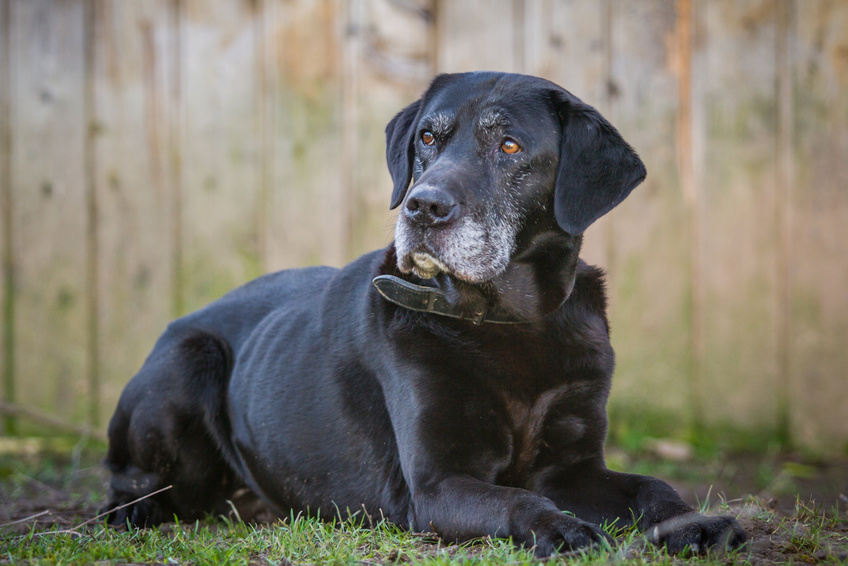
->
[[104, 72, 745, 556]]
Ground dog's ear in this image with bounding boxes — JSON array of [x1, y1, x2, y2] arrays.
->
[[386, 99, 422, 210], [553, 91, 646, 234]]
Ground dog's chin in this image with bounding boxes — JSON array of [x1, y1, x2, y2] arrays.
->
[[401, 252, 451, 280], [399, 251, 502, 285]]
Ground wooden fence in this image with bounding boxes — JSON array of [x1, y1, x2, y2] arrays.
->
[[1, 0, 846, 452]]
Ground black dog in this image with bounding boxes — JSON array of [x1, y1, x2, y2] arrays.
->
[[103, 72, 745, 556]]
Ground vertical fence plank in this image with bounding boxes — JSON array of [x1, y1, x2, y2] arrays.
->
[[790, 0, 848, 452], [180, 0, 265, 312], [343, 0, 434, 259], [523, 0, 608, 102], [264, 0, 345, 271], [522, 0, 613, 273], [84, 0, 99, 427], [257, 0, 273, 269], [699, 0, 780, 430], [603, 0, 694, 424], [1, 0, 15, 433], [10, 0, 90, 424], [774, 0, 793, 445], [436, 0, 522, 73], [92, 0, 179, 425]]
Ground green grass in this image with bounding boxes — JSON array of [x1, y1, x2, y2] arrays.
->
[[3, 501, 846, 565], [0, 513, 721, 565], [2, 439, 847, 564]]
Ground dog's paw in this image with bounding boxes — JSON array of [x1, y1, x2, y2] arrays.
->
[[647, 513, 746, 554], [530, 511, 611, 557], [100, 497, 166, 529]]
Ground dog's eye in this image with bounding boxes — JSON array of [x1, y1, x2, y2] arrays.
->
[[500, 139, 522, 154], [421, 131, 436, 146]]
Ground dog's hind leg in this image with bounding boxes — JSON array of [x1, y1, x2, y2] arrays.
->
[[101, 327, 241, 527]]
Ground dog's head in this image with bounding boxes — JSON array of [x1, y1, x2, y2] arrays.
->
[[385, 72, 645, 313]]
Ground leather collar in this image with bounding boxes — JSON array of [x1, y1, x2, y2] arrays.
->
[[372, 274, 527, 325]]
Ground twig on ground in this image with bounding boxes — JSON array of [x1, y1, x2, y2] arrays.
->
[[69, 484, 174, 531], [1, 485, 175, 542], [0, 509, 50, 528]]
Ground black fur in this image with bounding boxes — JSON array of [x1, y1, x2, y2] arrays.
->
[[551, 89, 646, 234], [103, 72, 745, 557]]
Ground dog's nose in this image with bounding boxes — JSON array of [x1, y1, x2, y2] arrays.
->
[[403, 185, 458, 226]]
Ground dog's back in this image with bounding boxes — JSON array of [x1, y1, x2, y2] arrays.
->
[[104, 254, 416, 525]]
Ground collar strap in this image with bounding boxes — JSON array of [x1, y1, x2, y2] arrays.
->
[[372, 274, 526, 325]]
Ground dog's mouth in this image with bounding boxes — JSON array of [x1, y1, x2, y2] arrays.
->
[[394, 212, 517, 284], [409, 252, 450, 279], [397, 249, 451, 280]]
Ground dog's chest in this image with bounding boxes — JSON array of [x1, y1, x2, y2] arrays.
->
[[496, 381, 594, 484]]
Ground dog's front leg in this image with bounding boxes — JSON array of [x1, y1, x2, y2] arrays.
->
[[537, 459, 746, 554], [382, 368, 606, 556], [409, 474, 608, 557]]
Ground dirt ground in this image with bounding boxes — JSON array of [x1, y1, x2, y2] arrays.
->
[[1, 441, 846, 563]]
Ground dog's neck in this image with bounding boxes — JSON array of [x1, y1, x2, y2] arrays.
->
[[377, 232, 582, 324], [489, 230, 582, 321], [372, 275, 528, 324]]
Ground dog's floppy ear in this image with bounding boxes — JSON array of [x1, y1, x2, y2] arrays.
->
[[386, 99, 422, 210], [553, 91, 646, 234]]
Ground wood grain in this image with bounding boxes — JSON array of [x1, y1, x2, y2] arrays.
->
[[9, 0, 90, 425], [2, 0, 847, 450], [789, 0, 848, 451], [699, 0, 781, 430], [91, 0, 180, 426]]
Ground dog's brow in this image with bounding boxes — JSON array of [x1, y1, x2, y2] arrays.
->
[[424, 113, 454, 136], [478, 110, 509, 131]]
